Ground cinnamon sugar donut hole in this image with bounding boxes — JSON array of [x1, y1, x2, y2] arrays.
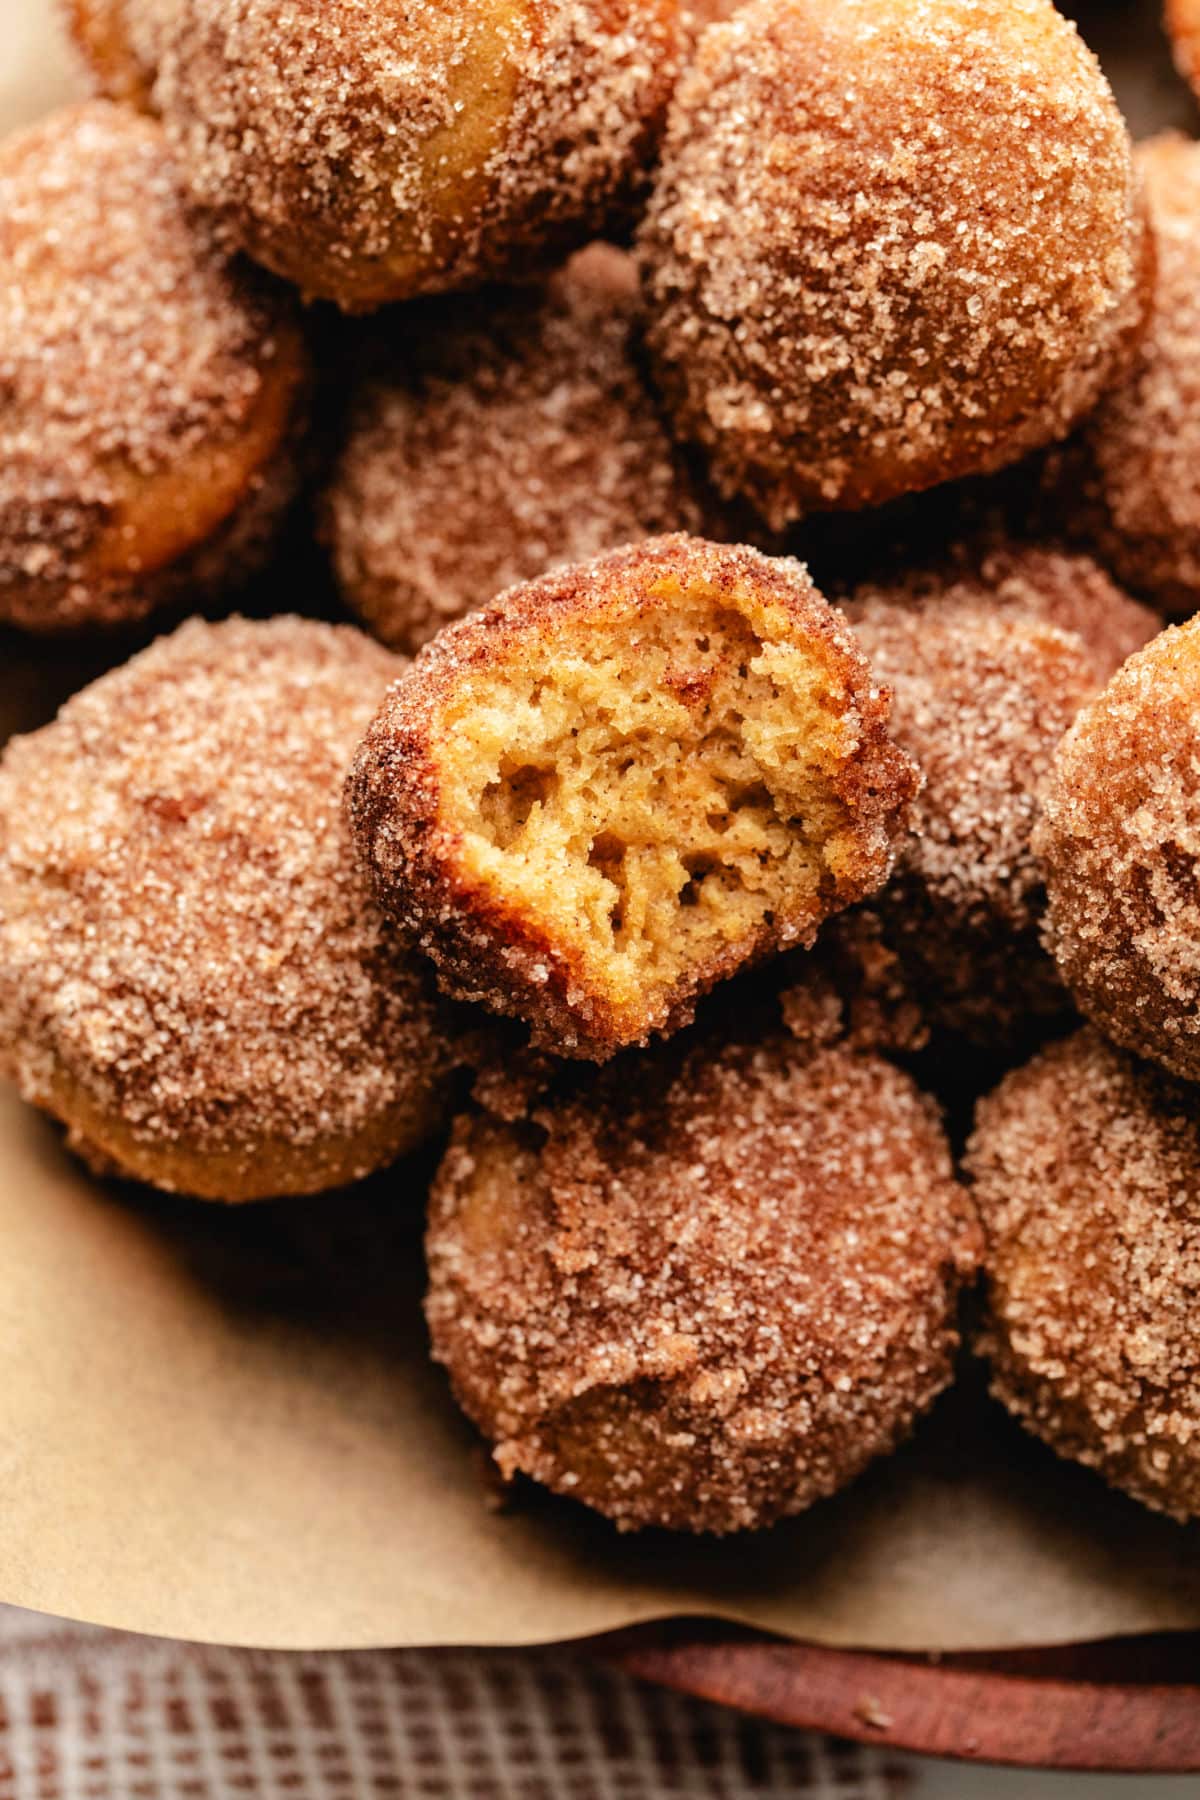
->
[[970, 1029, 1200, 1522], [428, 1026, 979, 1534], [1166, 0, 1200, 101], [834, 548, 1154, 1047], [875, 542, 1163, 690], [347, 535, 919, 1061], [75, 0, 683, 313], [0, 102, 309, 633], [639, 0, 1149, 531], [1061, 135, 1200, 615], [0, 617, 465, 1202], [1036, 614, 1200, 1086], [323, 246, 714, 656], [63, 2, 157, 106]]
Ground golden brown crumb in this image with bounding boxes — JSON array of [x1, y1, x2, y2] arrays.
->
[[639, 0, 1149, 530], [837, 562, 1114, 1044], [1035, 614, 1200, 1085], [82, 0, 683, 312], [0, 101, 309, 633], [347, 535, 919, 1060], [322, 245, 715, 655], [1055, 135, 1200, 615], [0, 616, 467, 1202], [428, 1024, 979, 1534], [970, 1028, 1200, 1522]]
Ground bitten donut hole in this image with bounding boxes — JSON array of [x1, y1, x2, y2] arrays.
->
[[348, 536, 918, 1058], [441, 588, 864, 1032]]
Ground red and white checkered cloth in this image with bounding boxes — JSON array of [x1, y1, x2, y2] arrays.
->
[[0, 1607, 898, 1799]]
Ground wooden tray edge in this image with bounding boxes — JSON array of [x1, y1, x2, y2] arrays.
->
[[605, 1629, 1200, 1771]]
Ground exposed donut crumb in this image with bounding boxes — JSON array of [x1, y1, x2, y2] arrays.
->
[[347, 535, 919, 1060]]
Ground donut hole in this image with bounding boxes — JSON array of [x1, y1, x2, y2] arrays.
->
[[427, 1033, 977, 1532], [452, 1126, 547, 1266], [76, 0, 683, 313], [0, 103, 310, 631], [640, 0, 1148, 526], [64, 0, 158, 108], [440, 583, 870, 1038]]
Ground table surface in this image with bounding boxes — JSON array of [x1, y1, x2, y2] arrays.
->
[[902, 1765, 1195, 1797], [0, 1605, 1195, 1797]]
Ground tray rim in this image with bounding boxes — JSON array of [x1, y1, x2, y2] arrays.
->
[[604, 1622, 1200, 1772]]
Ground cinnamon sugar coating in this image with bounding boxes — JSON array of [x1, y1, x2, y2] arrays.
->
[[347, 535, 919, 1060], [970, 1029, 1200, 1522], [83, 0, 682, 313], [1059, 135, 1200, 615], [855, 542, 1161, 688], [428, 1026, 979, 1534], [1166, 0, 1200, 101], [834, 550, 1139, 1045], [639, 0, 1149, 531], [62, 1, 157, 105], [323, 246, 713, 656], [0, 102, 309, 633], [1035, 615, 1200, 1085], [0, 617, 465, 1202], [684, 0, 743, 32]]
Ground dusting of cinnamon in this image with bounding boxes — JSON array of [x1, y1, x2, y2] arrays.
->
[[91, 0, 683, 311], [639, 0, 1148, 529], [0, 616, 465, 1201], [1058, 134, 1200, 615], [1166, 0, 1200, 103], [0, 101, 308, 631], [429, 1025, 979, 1533], [971, 1029, 1200, 1522], [1036, 614, 1200, 1085], [832, 546, 1159, 1044], [323, 245, 712, 654]]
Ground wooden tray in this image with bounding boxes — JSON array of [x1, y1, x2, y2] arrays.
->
[[608, 1625, 1200, 1772]]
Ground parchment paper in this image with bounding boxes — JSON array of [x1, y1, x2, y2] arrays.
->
[[0, 0, 1197, 1656]]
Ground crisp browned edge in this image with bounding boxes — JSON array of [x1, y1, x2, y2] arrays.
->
[[347, 534, 917, 1059]]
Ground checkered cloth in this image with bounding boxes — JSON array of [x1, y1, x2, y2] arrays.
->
[[0, 1607, 897, 1799]]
